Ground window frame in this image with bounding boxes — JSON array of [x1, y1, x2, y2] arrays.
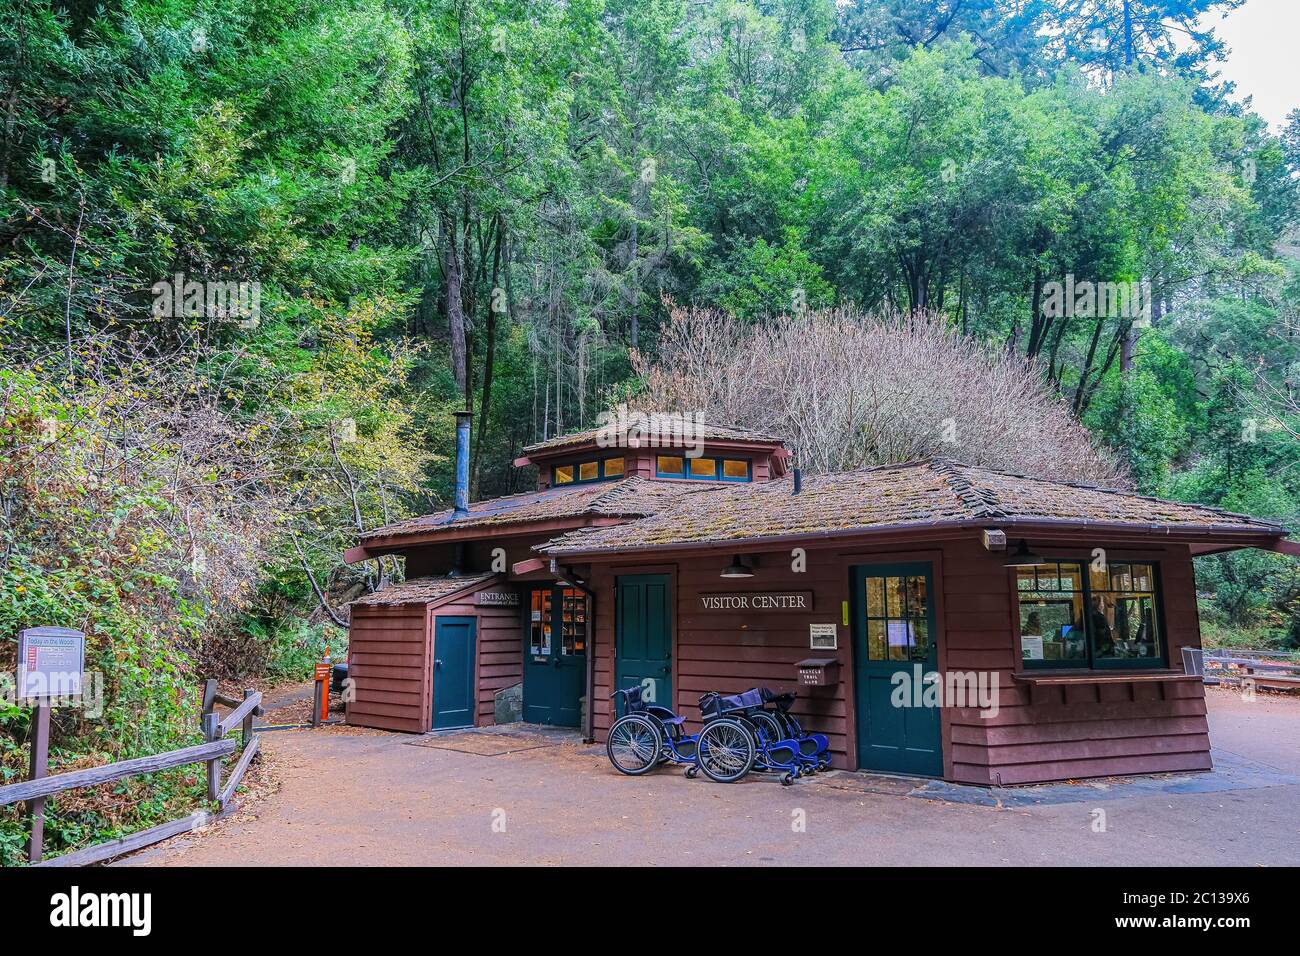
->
[[551, 456, 627, 486], [655, 454, 752, 482], [1013, 557, 1168, 671], [526, 584, 587, 658]]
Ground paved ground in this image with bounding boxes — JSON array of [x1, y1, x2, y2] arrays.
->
[[126, 686, 1300, 866]]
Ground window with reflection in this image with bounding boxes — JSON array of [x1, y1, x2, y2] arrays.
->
[[864, 572, 930, 662], [552, 457, 624, 485], [529, 589, 553, 656], [655, 454, 751, 481], [560, 588, 586, 655], [656, 455, 685, 477], [1016, 563, 1088, 664], [1017, 560, 1163, 668], [721, 459, 750, 480], [1089, 563, 1161, 663], [530, 586, 586, 658], [688, 457, 717, 478]]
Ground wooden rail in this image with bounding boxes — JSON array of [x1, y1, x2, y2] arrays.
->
[[1205, 652, 1300, 691], [2, 682, 263, 866]]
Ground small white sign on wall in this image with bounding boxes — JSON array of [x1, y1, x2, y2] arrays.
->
[[809, 623, 837, 650]]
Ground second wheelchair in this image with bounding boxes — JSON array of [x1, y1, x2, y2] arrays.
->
[[697, 687, 828, 785]]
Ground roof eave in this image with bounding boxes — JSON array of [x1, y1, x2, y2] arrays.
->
[[347, 516, 629, 564], [540, 517, 1287, 561], [349, 572, 503, 609]]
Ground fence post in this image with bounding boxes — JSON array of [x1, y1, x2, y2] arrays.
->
[[201, 679, 217, 720], [311, 679, 323, 729], [241, 688, 255, 752], [202, 712, 221, 804]]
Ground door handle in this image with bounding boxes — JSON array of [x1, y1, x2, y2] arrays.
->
[[661, 665, 671, 674], [434, 659, 443, 669]]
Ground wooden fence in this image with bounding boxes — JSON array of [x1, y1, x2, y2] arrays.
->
[[0, 681, 262, 866], [1205, 651, 1300, 691]]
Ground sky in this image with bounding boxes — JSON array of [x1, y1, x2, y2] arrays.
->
[[1210, 0, 1298, 130]]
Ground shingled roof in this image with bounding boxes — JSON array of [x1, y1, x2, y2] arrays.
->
[[537, 459, 1286, 556], [350, 571, 498, 607], [520, 413, 784, 456], [359, 476, 717, 541]]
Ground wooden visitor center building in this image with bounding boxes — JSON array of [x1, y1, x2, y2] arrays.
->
[[342, 412, 1295, 786]]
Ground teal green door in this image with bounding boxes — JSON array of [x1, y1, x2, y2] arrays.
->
[[851, 563, 943, 776], [615, 574, 672, 706], [432, 616, 476, 730], [522, 586, 587, 726]]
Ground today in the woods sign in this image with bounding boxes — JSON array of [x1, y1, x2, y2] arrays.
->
[[698, 591, 813, 612]]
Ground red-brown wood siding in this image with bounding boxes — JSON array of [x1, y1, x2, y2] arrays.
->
[[589, 535, 1211, 785], [346, 584, 525, 733], [945, 541, 1209, 785], [345, 604, 431, 733], [591, 555, 854, 767], [428, 594, 522, 725]]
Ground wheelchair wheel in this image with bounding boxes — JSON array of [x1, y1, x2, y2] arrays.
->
[[749, 710, 784, 746], [696, 717, 756, 783], [607, 714, 663, 775]]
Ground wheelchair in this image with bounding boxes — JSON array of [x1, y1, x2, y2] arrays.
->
[[696, 688, 806, 785], [758, 688, 833, 773], [606, 684, 702, 777]]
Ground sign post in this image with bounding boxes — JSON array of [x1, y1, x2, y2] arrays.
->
[[28, 700, 50, 864], [16, 626, 86, 864]]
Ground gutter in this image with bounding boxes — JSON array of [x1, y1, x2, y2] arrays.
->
[[539, 516, 1286, 561]]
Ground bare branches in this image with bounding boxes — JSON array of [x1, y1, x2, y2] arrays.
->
[[635, 303, 1125, 485], [292, 534, 349, 630]]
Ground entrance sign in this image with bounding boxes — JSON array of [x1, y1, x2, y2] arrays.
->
[[475, 590, 519, 607], [17, 627, 85, 701], [698, 591, 813, 612]]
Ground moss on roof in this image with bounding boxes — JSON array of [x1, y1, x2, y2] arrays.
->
[[536, 459, 1284, 556], [521, 412, 785, 455], [350, 572, 499, 607], [359, 477, 716, 541]]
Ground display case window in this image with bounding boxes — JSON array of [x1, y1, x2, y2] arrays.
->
[[1017, 561, 1164, 669]]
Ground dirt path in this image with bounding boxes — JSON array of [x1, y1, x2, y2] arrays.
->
[[124, 690, 1300, 867]]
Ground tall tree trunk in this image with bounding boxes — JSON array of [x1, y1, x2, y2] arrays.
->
[[471, 219, 504, 498], [443, 210, 466, 397], [0, 13, 26, 193], [1025, 265, 1046, 358], [1072, 317, 1105, 413]]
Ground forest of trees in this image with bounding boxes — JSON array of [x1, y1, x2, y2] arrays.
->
[[1, 0, 1298, 859]]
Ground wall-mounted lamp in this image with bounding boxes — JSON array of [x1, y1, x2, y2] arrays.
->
[[1003, 539, 1046, 568], [720, 554, 754, 578]]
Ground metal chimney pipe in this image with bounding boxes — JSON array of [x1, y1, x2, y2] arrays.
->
[[453, 410, 472, 517], [792, 467, 802, 495]]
